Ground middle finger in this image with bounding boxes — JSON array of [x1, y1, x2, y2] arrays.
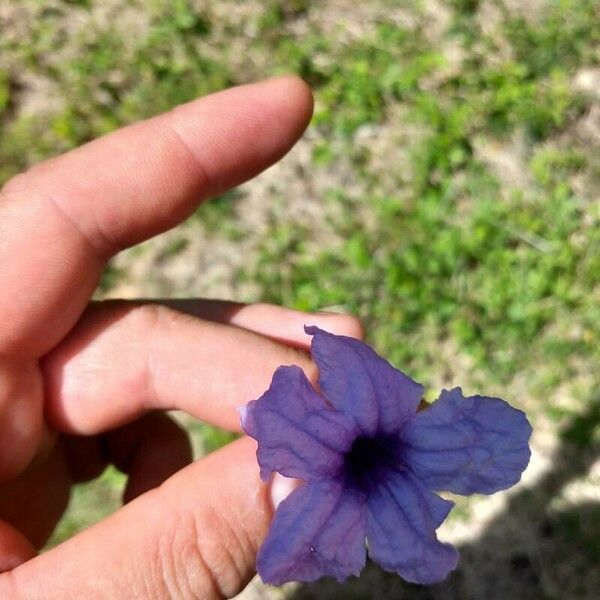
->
[[42, 301, 360, 435]]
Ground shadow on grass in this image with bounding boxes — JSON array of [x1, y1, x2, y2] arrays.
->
[[287, 395, 600, 600]]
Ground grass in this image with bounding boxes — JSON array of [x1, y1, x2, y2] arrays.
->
[[241, 0, 599, 408], [1, 0, 599, 587]]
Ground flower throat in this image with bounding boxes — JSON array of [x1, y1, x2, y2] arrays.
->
[[343, 435, 402, 496]]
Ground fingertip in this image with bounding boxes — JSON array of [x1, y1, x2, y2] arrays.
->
[[164, 75, 314, 204], [245, 74, 314, 159], [266, 74, 314, 128], [269, 473, 301, 510], [312, 312, 364, 340]]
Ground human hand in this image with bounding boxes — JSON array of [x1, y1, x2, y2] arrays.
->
[[0, 76, 362, 599]]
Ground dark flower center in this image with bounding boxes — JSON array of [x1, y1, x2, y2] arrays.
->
[[343, 435, 402, 496]]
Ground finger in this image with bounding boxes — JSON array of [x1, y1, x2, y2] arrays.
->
[[0, 76, 314, 358], [61, 436, 107, 484], [160, 299, 364, 349], [43, 302, 362, 435], [0, 359, 44, 481], [103, 412, 193, 503], [0, 437, 270, 599], [0, 413, 192, 565], [0, 521, 36, 574], [63, 413, 192, 498], [0, 444, 70, 550]]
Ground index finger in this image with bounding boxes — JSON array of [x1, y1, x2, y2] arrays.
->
[[0, 76, 313, 358]]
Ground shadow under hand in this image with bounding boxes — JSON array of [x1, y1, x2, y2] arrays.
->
[[288, 396, 600, 600]]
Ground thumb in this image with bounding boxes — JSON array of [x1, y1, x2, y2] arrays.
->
[[0, 437, 275, 599]]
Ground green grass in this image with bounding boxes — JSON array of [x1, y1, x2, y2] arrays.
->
[[241, 0, 599, 408], [1, 0, 598, 567]]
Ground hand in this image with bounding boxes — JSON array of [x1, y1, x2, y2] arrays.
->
[[0, 76, 362, 599]]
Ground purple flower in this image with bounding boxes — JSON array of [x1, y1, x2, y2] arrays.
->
[[241, 326, 532, 585]]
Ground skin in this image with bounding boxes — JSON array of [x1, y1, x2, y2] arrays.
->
[[0, 76, 363, 599]]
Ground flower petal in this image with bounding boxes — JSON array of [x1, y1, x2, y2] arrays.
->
[[241, 365, 356, 482], [258, 481, 366, 584], [366, 470, 458, 584], [401, 387, 532, 495], [305, 325, 424, 436]]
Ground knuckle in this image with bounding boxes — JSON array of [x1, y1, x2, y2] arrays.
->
[[155, 516, 204, 599], [133, 302, 186, 333], [130, 302, 167, 332], [191, 505, 252, 598], [0, 170, 111, 260], [127, 303, 188, 358], [156, 507, 251, 600], [125, 303, 173, 405]]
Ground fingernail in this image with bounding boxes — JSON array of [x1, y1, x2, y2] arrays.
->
[[237, 405, 248, 427], [269, 473, 300, 510]]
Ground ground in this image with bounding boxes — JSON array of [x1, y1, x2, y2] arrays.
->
[[1, 1, 599, 598]]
